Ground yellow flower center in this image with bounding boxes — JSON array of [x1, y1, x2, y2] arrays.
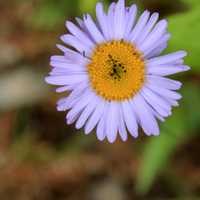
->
[[87, 40, 145, 101]]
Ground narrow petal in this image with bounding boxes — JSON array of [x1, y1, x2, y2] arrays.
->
[[50, 55, 68, 62], [143, 33, 171, 57], [56, 44, 69, 53], [122, 101, 138, 138], [114, 0, 125, 40], [136, 12, 159, 45], [96, 103, 108, 141], [66, 21, 95, 49], [118, 104, 128, 141], [107, 3, 116, 39], [75, 17, 86, 30], [128, 10, 150, 42], [147, 84, 182, 100], [56, 97, 68, 111], [76, 95, 100, 129], [83, 14, 105, 43], [147, 65, 190, 76], [141, 87, 171, 117], [56, 46, 87, 65], [139, 19, 168, 52], [96, 3, 110, 40], [85, 99, 105, 134], [75, 17, 94, 41], [45, 74, 88, 86], [148, 106, 166, 122], [56, 85, 74, 93], [57, 97, 79, 112], [124, 4, 137, 38], [131, 94, 160, 136], [147, 75, 182, 90], [57, 82, 89, 111], [145, 43, 167, 59], [64, 50, 89, 65], [66, 89, 95, 123], [61, 34, 91, 55], [50, 62, 86, 72], [66, 111, 80, 125], [165, 98, 179, 107], [106, 102, 119, 143], [49, 68, 86, 76], [147, 51, 187, 66]]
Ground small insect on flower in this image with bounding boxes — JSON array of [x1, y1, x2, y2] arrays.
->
[[45, 0, 190, 143]]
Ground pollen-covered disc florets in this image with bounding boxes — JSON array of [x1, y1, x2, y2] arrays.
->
[[88, 40, 145, 101]]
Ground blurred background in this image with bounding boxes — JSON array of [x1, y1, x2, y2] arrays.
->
[[0, 0, 200, 199]]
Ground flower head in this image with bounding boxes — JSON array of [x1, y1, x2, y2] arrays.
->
[[45, 0, 190, 143]]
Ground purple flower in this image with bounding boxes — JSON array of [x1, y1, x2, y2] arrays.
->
[[45, 0, 190, 143]]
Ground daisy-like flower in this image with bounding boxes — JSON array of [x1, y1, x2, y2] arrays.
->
[[45, 0, 190, 143]]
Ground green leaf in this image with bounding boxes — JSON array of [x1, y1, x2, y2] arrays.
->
[[168, 0, 200, 72]]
